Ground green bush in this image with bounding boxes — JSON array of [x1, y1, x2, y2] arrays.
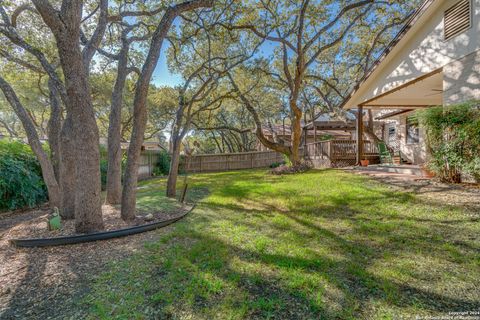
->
[[269, 161, 286, 168], [0, 140, 47, 210], [283, 154, 292, 167], [417, 102, 480, 183], [153, 151, 171, 176]]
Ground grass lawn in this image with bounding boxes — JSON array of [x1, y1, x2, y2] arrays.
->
[[85, 169, 480, 319]]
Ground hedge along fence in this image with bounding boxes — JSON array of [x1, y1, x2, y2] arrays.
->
[[417, 101, 480, 183]]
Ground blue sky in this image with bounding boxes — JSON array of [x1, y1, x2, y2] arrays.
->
[[151, 44, 182, 87]]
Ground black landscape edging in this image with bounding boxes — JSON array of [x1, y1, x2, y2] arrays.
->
[[10, 206, 195, 248]]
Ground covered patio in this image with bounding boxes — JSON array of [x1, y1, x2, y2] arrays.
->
[[352, 69, 443, 165]]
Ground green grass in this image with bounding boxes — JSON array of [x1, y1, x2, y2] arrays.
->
[[85, 169, 480, 319]]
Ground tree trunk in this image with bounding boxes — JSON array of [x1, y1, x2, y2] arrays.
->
[[122, 9, 177, 220], [0, 76, 61, 209], [47, 79, 62, 181], [30, 0, 106, 232], [289, 101, 303, 165], [166, 137, 182, 198], [54, 12, 103, 232], [106, 46, 129, 205], [62, 57, 103, 233], [59, 118, 76, 219]]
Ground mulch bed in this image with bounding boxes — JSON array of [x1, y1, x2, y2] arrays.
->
[[0, 205, 191, 320]]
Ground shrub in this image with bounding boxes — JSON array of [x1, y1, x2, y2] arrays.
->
[[153, 150, 171, 176], [417, 102, 480, 183], [0, 140, 47, 210], [283, 154, 292, 167], [269, 161, 286, 169], [270, 161, 312, 175]]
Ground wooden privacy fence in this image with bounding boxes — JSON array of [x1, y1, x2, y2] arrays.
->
[[184, 151, 284, 173], [136, 139, 380, 178]]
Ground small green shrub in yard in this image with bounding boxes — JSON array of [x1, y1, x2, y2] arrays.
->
[[269, 161, 285, 169], [0, 140, 47, 210], [418, 101, 480, 183], [153, 150, 171, 176], [283, 153, 292, 167]]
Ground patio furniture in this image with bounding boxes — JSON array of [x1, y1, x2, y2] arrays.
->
[[378, 142, 393, 164]]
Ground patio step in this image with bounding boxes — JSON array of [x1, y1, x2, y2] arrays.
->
[[355, 165, 426, 177]]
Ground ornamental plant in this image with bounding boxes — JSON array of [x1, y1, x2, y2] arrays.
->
[[417, 102, 480, 183]]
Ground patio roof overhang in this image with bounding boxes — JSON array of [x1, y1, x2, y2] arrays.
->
[[304, 121, 356, 131], [375, 109, 413, 120], [358, 69, 443, 110]]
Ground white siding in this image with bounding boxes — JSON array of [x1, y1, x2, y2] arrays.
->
[[348, 0, 480, 107]]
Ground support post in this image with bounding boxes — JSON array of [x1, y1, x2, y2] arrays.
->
[[303, 128, 307, 158], [356, 106, 364, 165]]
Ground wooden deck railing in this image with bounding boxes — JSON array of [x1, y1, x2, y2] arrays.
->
[[304, 140, 379, 167]]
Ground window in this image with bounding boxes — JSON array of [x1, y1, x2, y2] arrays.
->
[[444, 0, 471, 41], [406, 117, 419, 144], [388, 126, 396, 143]]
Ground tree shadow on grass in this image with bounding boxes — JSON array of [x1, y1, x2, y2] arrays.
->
[[107, 218, 479, 320], [181, 191, 480, 316], [75, 170, 480, 319]]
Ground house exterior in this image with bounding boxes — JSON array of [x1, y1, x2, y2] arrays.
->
[[342, 0, 480, 165]]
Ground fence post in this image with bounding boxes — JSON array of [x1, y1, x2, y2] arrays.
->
[[251, 152, 254, 169], [199, 156, 203, 172]]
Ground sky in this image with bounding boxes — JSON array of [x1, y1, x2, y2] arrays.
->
[[151, 44, 182, 87]]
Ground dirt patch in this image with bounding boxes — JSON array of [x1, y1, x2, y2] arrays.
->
[[354, 170, 480, 213], [0, 205, 191, 319]]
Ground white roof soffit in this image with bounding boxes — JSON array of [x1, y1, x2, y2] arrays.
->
[[341, 0, 438, 110], [360, 69, 443, 109]]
